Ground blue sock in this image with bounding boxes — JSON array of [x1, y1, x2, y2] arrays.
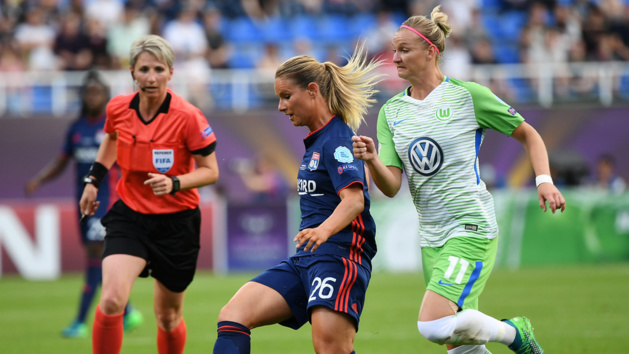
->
[[213, 321, 251, 354], [76, 259, 102, 323]]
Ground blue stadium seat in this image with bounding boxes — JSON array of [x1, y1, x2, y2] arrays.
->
[[313, 14, 352, 45], [224, 17, 264, 44], [349, 13, 377, 39], [494, 43, 521, 64], [227, 43, 264, 69], [481, 0, 502, 12], [500, 11, 528, 41], [288, 14, 317, 41], [259, 16, 292, 43]]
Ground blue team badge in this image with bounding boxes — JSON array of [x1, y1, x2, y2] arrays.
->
[[334, 146, 354, 163], [153, 149, 174, 173], [407, 137, 443, 176], [308, 152, 320, 171]]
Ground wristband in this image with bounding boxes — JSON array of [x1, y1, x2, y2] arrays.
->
[[83, 175, 101, 189], [169, 176, 180, 195], [535, 174, 553, 187], [88, 162, 109, 183]]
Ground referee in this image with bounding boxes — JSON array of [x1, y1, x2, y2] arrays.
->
[[80, 35, 219, 354]]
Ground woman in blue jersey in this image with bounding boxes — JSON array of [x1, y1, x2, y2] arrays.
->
[[26, 71, 142, 338], [213, 46, 383, 354], [352, 6, 565, 354]]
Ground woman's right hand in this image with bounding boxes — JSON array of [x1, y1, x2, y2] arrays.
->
[[79, 184, 100, 217], [352, 135, 377, 161]]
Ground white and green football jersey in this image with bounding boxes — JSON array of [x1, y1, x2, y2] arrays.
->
[[377, 77, 524, 247]]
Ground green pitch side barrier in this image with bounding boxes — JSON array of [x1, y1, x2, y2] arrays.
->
[[369, 189, 629, 271]]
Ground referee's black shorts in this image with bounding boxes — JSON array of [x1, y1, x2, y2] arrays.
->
[[101, 200, 201, 293]]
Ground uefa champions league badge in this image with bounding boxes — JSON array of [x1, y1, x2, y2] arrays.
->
[[308, 152, 320, 171], [153, 149, 174, 173], [334, 146, 354, 163]]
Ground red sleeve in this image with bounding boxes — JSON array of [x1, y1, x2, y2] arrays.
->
[[186, 107, 216, 151]]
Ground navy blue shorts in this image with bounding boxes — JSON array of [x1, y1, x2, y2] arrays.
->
[[252, 254, 371, 331], [101, 200, 201, 293]]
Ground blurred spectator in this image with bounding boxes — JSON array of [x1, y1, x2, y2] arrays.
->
[[162, 6, 208, 63], [441, 0, 479, 35], [85, 0, 123, 29], [14, 7, 57, 71], [257, 43, 284, 70], [85, 18, 111, 69], [364, 10, 399, 59], [594, 154, 626, 194], [0, 42, 25, 72], [54, 12, 92, 71], [230, 154, 289, 204], [441, 34, 472, 81], [107, 3, 150, 69], [203, 6, 231, 69], [162, 6, 212, 110], [581, 4, 609, 60]]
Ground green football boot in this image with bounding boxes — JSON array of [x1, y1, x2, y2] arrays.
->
[[123, 306, 144, 332], [503, 316, 544, 354], [61, 321, 87, 338]]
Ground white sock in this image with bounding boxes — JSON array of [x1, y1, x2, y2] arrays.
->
[[448, 345, 492, 354], [417, 309, 517, 346]]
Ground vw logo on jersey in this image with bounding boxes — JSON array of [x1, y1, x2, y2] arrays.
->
[[407, 137, 443, 176], [153, 149, 174, 173], [435, 105, 453, 121]]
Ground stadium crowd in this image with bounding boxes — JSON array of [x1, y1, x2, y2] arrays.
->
[[0, 0, 628, 105]]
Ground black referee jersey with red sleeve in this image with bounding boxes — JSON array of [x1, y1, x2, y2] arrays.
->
[[296, 116, 377, 270]]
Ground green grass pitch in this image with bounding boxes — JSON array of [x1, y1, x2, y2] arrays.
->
[[1, 263, 628, 353]]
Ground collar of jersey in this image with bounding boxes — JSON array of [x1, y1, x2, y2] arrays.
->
[[304, 115, 338, 146], [403, 76, 449, 97], [129, 91, 172, 125]]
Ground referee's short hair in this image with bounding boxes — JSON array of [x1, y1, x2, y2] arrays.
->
[[129, 35, 175, 70]]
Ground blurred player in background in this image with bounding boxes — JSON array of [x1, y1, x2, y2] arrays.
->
[[26, 70, 143, 338], [213, 45, 383, 354], [80, 34, 219, 354], [352, 6, 566, 354]]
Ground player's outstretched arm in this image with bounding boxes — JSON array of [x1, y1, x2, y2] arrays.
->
[[511, 122, 566, 213], [295, 183, 364, 252], [79, 132, 117, 216], [26, 155, 70, 195], [352, 135, 403, 197]]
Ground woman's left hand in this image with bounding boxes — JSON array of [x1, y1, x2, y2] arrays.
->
[[294, 227, 331, 252], [538, 183, 566, 213], [144, 172, 174, 196]]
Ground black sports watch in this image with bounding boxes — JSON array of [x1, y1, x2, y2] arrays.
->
[[169, 176, 180, 195], [83, 176, 101, 189]]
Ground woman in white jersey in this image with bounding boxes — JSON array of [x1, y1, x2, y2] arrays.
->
[[352, 6, 565, 354]]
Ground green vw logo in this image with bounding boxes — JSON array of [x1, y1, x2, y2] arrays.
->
[[435, 105, 453, 121]]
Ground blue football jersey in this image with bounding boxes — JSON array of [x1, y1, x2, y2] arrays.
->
[[62, 115, 117, 216], [296, 116, 377, 269]]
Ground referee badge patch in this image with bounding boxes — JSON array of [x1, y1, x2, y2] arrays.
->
[[153, 149, 174, 173]]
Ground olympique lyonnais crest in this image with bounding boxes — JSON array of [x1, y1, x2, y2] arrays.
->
[[153, 149, 174, 173], [308, 152, 320, 171], [407, 137, 443, 176]]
